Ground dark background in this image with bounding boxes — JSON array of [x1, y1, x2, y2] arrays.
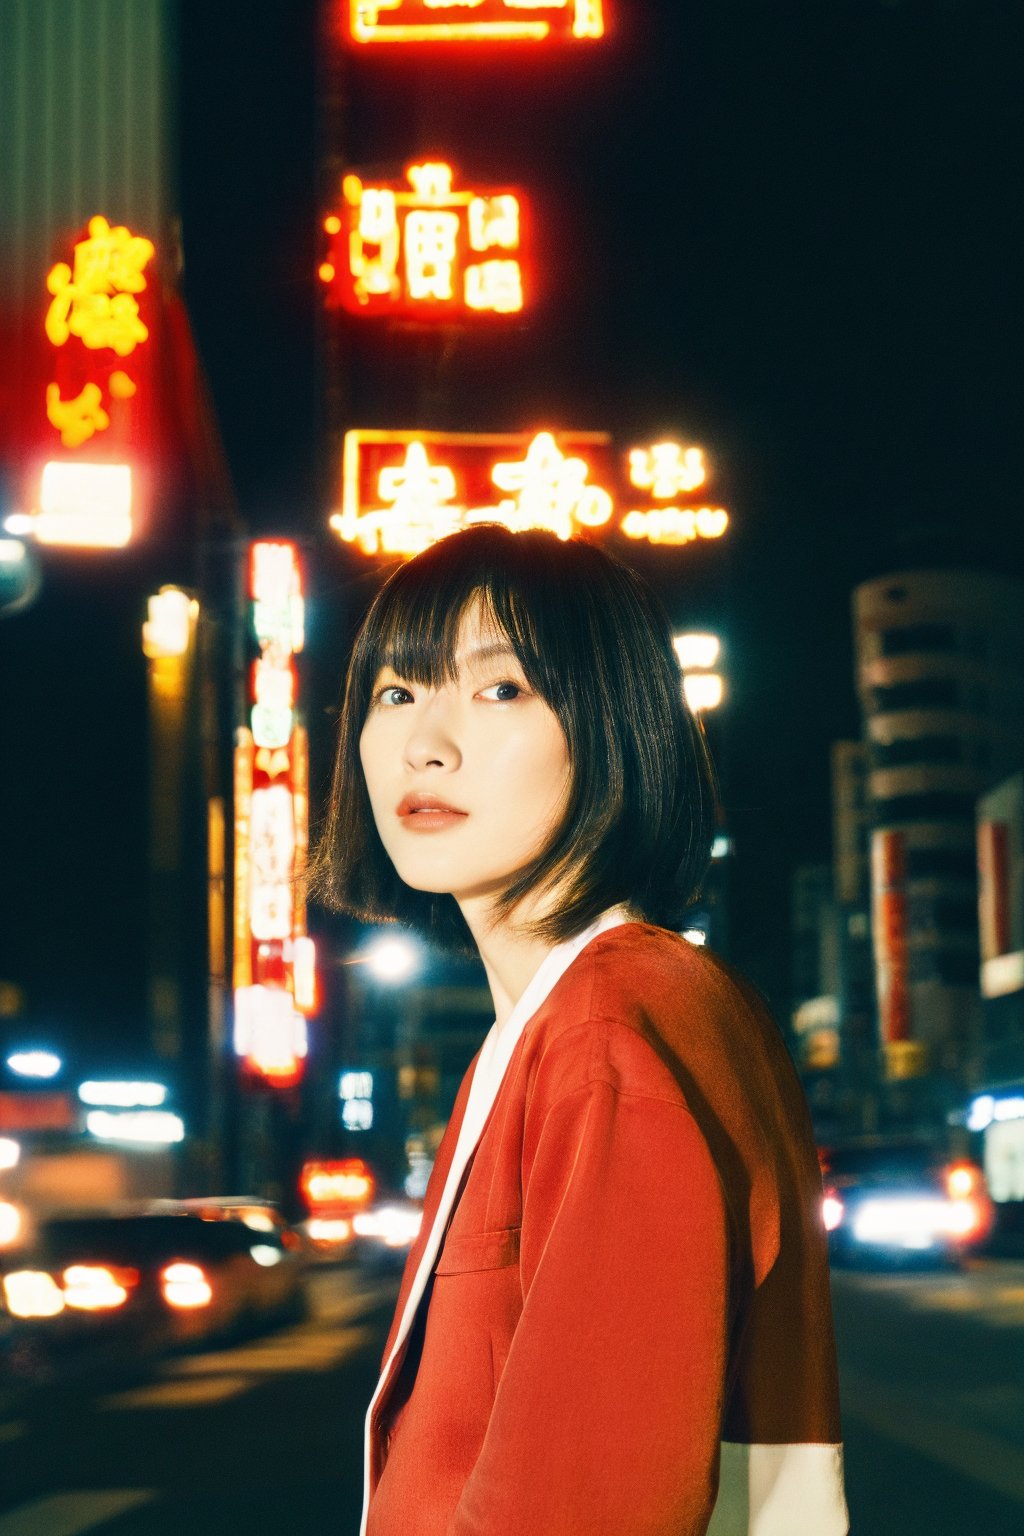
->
[[3, 0, 1022, 1055]]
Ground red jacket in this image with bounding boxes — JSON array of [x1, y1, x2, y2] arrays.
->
[[365, 923, 847, 1536]]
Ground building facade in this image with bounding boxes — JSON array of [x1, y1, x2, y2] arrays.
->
[[853, 569, 1024, 1117]]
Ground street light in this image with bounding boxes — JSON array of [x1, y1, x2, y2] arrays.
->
[[363, 934, 421, 983], [674, 631, 725, 715], [683, 673, 725, 713], [673, 633, 720, 671]]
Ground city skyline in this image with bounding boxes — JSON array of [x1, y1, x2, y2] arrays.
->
[[2, 0, 1022, 1050]]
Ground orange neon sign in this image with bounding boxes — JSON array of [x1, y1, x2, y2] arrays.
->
[[331, 431, 730, 555], [621, 441, 729, 547], [45, 215, 155, 450], [322, 163, 529, 319], [333, 431, 614, 553], [346, 0, 605, 46], [10, 216, 158, 548]]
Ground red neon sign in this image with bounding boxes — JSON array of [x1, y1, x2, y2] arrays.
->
[[321, 163, 529, 319], [233, 542, 317, 1090], [333, 429, 616, 554], [11, 216, 159, 548], [331, 431, 730, 556], [44, 215, 156, 447], [345, 0, 605, 46]]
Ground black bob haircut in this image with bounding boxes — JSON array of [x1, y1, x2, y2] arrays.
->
[[310, 524, 718, 954]]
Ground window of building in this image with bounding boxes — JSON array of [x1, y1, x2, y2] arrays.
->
[[873, 790, 975, 822], [878, 624, 956, 657], [871, 678, 959, 712], [908, 895, 978, 933], [871, 736, 961, 768], [904, 847, 977, 881], [909, 947, 979, 987]]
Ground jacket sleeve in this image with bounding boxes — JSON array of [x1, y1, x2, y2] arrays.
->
[[448, 1072, 730, 1536]]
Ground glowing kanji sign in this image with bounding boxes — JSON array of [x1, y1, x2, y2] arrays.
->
[[621, 439, 729, 547], [333, 430, 616, 554], [13, 216, 158, 549], [233, 542, 317, 1090], [321, 163, 529, 318], [346, 0, 605, 45], [332, 432, 731, 555], [45, 216, 155, 451], [45, 215, 155, 355]]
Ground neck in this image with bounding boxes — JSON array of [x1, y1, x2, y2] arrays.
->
[[457, 890, 561, 1032]]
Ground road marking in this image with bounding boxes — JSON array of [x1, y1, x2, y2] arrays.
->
[[0, 1422, 26, 1443], [842, 1367, 1024, 1504], [98, 1375, 252, 1410], [163, 1324, 372, 1377], [834, 1268, 1024, 1326], [0, 1490, 155, 1536], [313, 1286, 396, 1325]]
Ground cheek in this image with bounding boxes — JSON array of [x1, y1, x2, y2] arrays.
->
[[491, 716, 570, 810]]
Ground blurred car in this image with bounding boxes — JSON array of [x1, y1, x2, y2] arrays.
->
[[0, 1210, 307, 1355], [820, 1138, 993, 1266], [146, 1196, 310, 1316]]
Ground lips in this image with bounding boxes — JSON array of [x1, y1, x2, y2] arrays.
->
[[396, 793, 468, 818]]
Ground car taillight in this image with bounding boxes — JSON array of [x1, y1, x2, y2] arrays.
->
[[946, 1162, 980, 1199], [3, 1269, 65, 1318], [822, 1194, 844, 1233], [62, 1264, 137, 1310], [160, 1261, 213, 1308], [943, 1162, 994, 1246], [0, 1201, 24, 1248]]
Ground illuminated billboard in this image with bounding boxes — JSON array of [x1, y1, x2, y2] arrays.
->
[[321, 163, 529, 319], [233, 542, 317, 1090], [345, 0, 605, 46], [331, 430, 729, 556], [12, 216, 158, 548]]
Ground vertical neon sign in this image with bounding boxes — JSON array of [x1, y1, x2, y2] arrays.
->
[[233, 543, 316, 1088]]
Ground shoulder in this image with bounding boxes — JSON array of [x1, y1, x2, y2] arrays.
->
[[545, 920, 766, 1047], [522, 922, 766, 1112]]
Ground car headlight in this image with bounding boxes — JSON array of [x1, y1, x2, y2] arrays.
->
[[850, 1197, 957, 1248]]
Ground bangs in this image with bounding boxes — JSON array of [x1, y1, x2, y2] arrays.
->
[[349, 529, 555, 707]]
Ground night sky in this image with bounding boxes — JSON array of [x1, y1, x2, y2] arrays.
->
[[3, 0, 1023, 1060]]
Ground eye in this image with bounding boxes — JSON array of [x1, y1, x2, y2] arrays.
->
[[374, 684, 413, 707], [479, 680, 524, 702]]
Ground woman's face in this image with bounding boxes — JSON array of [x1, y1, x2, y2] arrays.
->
[[359, 600, 571, 912]]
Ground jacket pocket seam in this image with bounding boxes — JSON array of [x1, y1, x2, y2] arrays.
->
[[435, 1225, 521, 1276]]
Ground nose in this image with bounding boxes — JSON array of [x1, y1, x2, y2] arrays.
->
[[402, 695, 462, 773]]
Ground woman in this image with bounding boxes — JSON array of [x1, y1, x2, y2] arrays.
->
[[313, 524, 848, 1536]]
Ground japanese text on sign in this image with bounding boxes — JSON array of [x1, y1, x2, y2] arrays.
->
[[347, 0, 605, 46], [45, 215, 154, 450], [333, 430, 615, 554], [234, 543, 317, 1089], [332, 432, 730, 555], [322, 163, 527, 318]]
